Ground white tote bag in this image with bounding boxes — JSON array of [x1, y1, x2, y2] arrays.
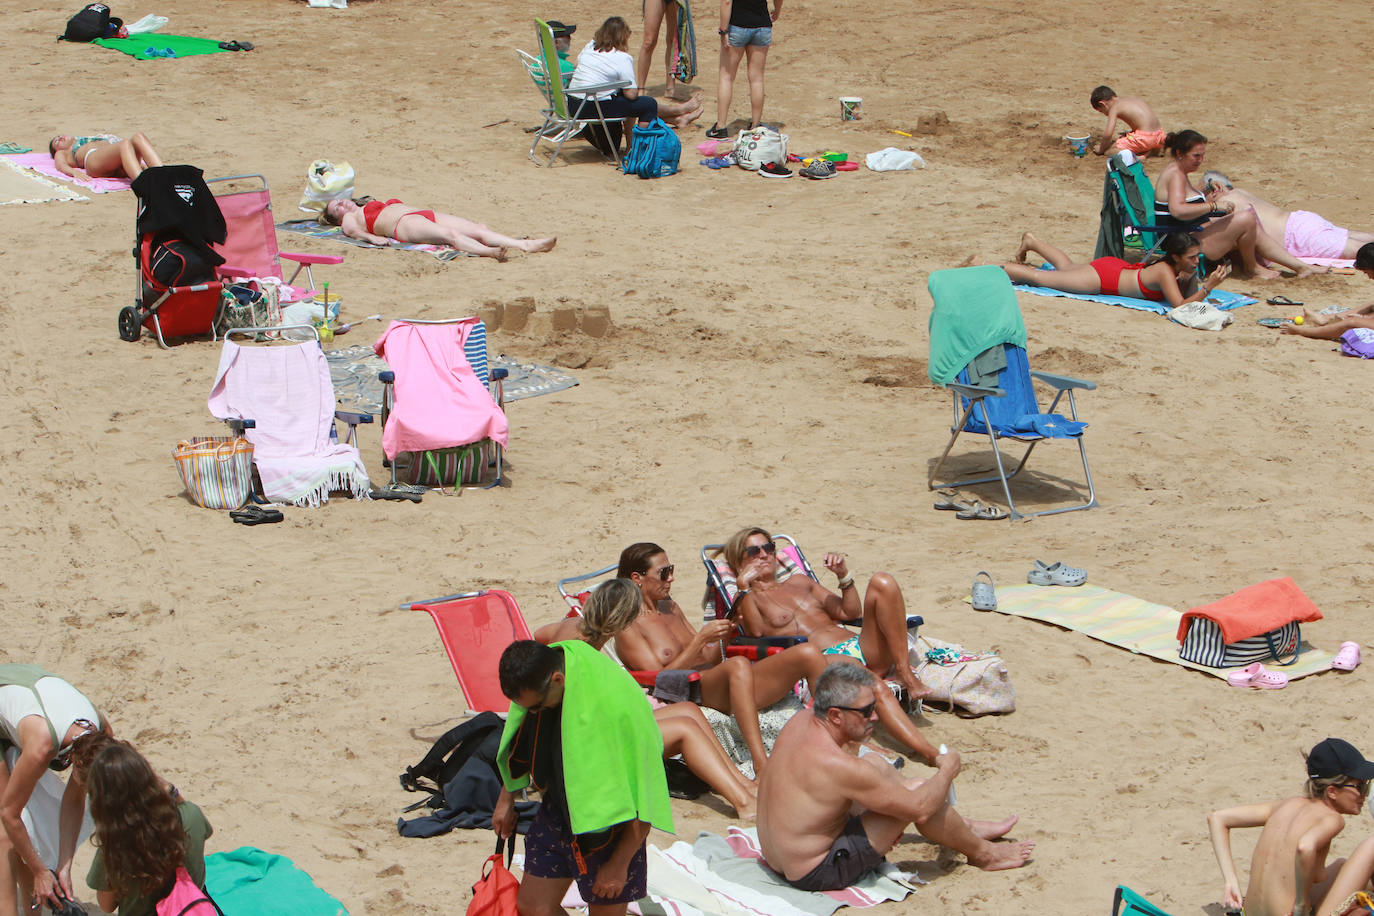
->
[[733, 127, 788, 171], [298, 159, 355, 213]]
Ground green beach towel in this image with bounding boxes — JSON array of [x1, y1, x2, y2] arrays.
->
[[92, 35, 231, 59], [498, 639, 674, 836], [204, 847, 348, 915], [927, 265, 1027, 386]]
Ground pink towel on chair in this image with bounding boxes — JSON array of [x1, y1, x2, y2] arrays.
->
[[207, 340, 371, 506], [373, 320, 509, 460], [4, 154, 132, 193]]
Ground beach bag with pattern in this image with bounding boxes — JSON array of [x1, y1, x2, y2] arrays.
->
[[1179, 619, 1301, 668], [400, 441, 499, 489], [732, 126, 788, 171], [214, 284, 281, 336], [156, 867, 225, 916], [173, 437, 254, 509], [623, 119, 680, 179], [911, 634, 1015, 717]]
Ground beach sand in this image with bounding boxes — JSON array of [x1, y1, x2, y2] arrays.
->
[[4, 0, 1374, 912]]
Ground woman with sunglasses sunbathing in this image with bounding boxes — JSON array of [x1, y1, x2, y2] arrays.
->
[[614, 542, 939, 767], [49, 132, 162, 180], [1000, 231, 1231, 306], [1208, 738, 1374, 916], [724, 527, 933, 706], [319, 198, 556, 261], [0, 665, 112, 915]]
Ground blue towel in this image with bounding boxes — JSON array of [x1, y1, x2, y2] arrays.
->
[[1012, 280, 1256, 316]]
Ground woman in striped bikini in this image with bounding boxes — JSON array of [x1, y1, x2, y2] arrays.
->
[[49, 132, 162, 180]]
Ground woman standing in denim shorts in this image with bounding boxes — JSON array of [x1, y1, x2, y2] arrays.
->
[[705, 0, 781, 139]]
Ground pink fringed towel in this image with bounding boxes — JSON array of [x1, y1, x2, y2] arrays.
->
[[373, 319, 509, 460], [207, 340, 371, 506], [1178, 576, 1323, 644]]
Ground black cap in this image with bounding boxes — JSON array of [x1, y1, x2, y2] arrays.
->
[[547, 20, 576, 38], [1308, 738, 1374, 780]]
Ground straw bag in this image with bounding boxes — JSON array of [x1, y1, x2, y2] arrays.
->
[[911, 634, 1015, 717], [173, 437, 255, 509]]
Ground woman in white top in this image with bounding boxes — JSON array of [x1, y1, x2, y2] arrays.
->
[[567, 17, 703, 145], [0, 665, 111, 916]]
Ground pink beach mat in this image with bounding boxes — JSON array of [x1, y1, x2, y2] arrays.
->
[[4, 153, 133, 193]]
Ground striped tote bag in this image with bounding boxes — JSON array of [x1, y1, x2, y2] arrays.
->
[[173, 437, 254, 509], [1179, 619, 1302, 668]]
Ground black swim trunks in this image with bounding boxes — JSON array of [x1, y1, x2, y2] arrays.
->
[[650, 668, 702, 705], [786, 815, 886, 892], [523, 789, 648, 905]]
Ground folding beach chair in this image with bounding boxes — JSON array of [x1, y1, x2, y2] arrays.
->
[[1094, 151, 1205, 260], [374, 318, 509, 491], [206, 327, 373, 507], [926, 265, 1098, 521], [1110, 886, 1173, 916], [211, 173, 342, 300], [527, 18, 631, 167], [402, 590, 532, 714]]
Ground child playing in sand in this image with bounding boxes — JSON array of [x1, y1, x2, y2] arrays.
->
[[1283, 242, 1374, 339], [1089, 86, 1164, 157], [1208, 738, 1374, 916]]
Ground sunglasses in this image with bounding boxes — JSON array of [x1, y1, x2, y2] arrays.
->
[[1340, 780, 1372, 796], [830, 701, 877, 719], [744, 541, 777, 559], [48, 719, 97, 772], [656, 565, 674, 581]]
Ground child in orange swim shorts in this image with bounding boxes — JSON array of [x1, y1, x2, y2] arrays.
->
[[1090, 86, 1166, 157]]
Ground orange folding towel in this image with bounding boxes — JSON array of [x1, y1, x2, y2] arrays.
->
[[1178, 577, 1323, 644]]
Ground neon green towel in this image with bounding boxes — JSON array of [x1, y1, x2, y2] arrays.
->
[[204, 847, 348, 915], [92, 34, 231, 59], [926, 265, 1028, 385], [498, 639, 674, 836]]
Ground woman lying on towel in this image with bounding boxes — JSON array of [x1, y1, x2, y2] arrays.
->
[[534, 579, 759, 819], [1153, 129, 1320, 279], [49, 132, 161, 180], [1001, 231, 1230, 306], [320, 198, 556, 261]]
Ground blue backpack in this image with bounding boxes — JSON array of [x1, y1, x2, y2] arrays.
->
[[623, 118, 680, 179]]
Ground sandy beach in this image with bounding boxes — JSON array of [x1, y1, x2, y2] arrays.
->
[[5, 0, 1374, 913]]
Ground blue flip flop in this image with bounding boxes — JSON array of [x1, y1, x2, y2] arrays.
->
[[700, 156, 733, 169]]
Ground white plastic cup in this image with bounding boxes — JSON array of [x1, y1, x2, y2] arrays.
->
[[840, 97, 863, 121]]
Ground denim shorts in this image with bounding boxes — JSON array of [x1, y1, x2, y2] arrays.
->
[[727, 25, 772, 47]]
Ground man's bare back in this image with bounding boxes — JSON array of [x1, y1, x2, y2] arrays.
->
[[1212, 187, 1291, 246]]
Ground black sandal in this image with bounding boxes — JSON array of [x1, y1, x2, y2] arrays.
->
[[1266, 295, 1303, 307], [229, 505, 284, 525]]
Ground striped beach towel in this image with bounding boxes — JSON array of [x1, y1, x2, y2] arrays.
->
[[971, 584, 1335, 680]]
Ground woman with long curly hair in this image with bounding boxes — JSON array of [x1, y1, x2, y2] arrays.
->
[[81, 741, 212, 916]]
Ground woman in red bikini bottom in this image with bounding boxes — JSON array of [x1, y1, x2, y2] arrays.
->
[[1000, 231, 1227, 307], [320, 198, 556, 261]]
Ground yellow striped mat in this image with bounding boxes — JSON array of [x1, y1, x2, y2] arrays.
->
[[972, 583, 1336, 680]]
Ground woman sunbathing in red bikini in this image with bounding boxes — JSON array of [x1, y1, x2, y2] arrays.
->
[[320, 198, 556, 261], [1000, 231, 1229, 307]]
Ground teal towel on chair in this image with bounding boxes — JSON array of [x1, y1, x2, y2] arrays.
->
[[927, 265, 1027, 386], [205, 847, 349, 915]]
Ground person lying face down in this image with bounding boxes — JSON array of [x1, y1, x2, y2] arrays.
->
[[48, 132, 162, 180], [756, 663, 1033, 892], [1202, 171, 1374, 263], [1208, 737, 1374, 916], [1000, 231, 1229, 307], [318, 197, 556, 261]]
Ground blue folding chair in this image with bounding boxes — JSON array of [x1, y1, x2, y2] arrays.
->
[[926, 265, 1099, 520]]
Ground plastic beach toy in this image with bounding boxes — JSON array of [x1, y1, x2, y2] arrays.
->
[[1064, 135, 1090, 157]]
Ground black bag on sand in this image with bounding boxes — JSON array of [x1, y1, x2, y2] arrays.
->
[[61, 4, 120, 42]]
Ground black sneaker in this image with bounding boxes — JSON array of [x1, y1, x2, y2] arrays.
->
[[705, 124, 729, 140], [759, 161, 792, 178]]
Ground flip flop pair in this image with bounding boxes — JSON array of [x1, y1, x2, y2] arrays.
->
[[1227, 662, 1288, 689], [218, 40, 255, 51], [956, 500, 1008, 520], [229, 505, 283, 525], [1265, 295, 1303, 307], [1027, 560, 1086, 587]]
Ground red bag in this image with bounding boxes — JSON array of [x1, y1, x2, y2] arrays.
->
[[467, 837, 519, 916]]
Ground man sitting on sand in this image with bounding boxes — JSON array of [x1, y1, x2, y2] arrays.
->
[[758, 663, 1033, 890], [614, 543, 939, 770], [1208, 737, 1374, 916], [1283, 243, 1374, 338], [724, 526, 932, 702], [1203, 171, 1374, 262], [1090, 86, 1165, 157]]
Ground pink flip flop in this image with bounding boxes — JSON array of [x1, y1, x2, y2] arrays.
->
[[1226, 662, 1288, 689], [1333, 641, 1362, 672]]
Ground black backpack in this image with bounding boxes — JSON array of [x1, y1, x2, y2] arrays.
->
[[60, 4, 120, 42], [145, 234, 215, 290], [399, 711, 505, 810]]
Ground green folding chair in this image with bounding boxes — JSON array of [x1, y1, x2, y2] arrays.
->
[[528, 18, 630, 167]]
